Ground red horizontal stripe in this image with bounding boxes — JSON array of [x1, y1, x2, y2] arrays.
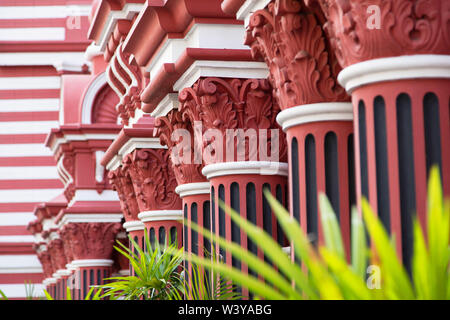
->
[[0, 0, 92, 5], [0, 179, 62, 189], [0, 156, 56, 166], [0, 273, 44, 284], [0, 111, 58, 122], [0, 225, 29, 236], [0, 134, 47, 144], [0, 89, 60, 99], [0, 18, 66, 28], [0, 203, 38, 212], [0, 66, 58, 77], [0, 242, 35, 255], [0, 40, 89, 53]]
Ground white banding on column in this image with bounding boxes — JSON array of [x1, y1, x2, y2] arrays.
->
[[338, 54, 450, 93], [276, 102, 353, 132], [175, 182, 211, 198], [202, 161, 288, 179], [138, 210, 183, 223]]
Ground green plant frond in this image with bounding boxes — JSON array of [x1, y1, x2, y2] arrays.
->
[[426, 167, 449, 300], [361, 198, 415, 299], [350, 206, 368, 279], [319, 193, 345, 260], [187, 216, 304, 299], [43, 289, 54, 300], [412, 218, 430, 299], [319, 247, 372, 300], [0, 289, 8, 300], [186, 253, 285, 300]]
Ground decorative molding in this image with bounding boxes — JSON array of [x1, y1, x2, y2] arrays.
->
[[108, 167, 140, 222], [173, 60, 269, 92], [338, 54, 450, 93], [150, 93, 179, 118], [138, 210, 183, 223], [244, 0, 348, 109], [318, 0, 450, 68], [276, 102, 353, 131], [202, 161, 289, 179], [175, 182, 211, 198], [58, 222, 121, 260], [71, 259, 115, 268], [57, 213, 123, 228], [81, 72, 108, 124], [122, 220, 145, 232], [124, 149, 181, 212]]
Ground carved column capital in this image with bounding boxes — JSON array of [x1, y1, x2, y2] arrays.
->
[[124, 149, 181, 212], [244, 0, 348, 108], [172, 77, 287, 163], [317, 0, 450, 68], [108, 167, 140, 221], [59, 222, 122, 260], [37, 250, 54, 279], [47, 238, 67, 271]]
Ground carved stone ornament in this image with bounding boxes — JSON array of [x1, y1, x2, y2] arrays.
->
[[59, 222, 121, 260], [155, 110, 207, 185], [244, 0, 349, 108], [172, 77, 287, 164], [47, 239, 68, 271], [108, 167, 140, 221], [316, 0, 450, 67], [37, 250, 54, 279], [124, 149, 181, 212]]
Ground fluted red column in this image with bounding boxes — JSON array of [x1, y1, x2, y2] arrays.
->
[[245, 0, 354, 256], [319, 0, 450, 268]]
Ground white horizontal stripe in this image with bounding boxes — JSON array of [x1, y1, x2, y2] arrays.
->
[[0, 212, 34, 226], [0, 189, 61, 203], [0, 52, 85, 67], [0, 76, 60, 90], [0, 99, 59, 112], [0, 121, 58, 134], [0, 144, 54, 157], [0, 284, 45, 298], [0, 27, 65, 41], [0, 166, 58, 180], [0, 255, 41, 271], [0, 5, 91, 19], [0, 235, 35, 243]]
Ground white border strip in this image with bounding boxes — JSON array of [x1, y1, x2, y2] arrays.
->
[[338, 54, 450, 93], [138, 210, 183, 223], [175, 182, 210, 198], [202, 161, 288, 179], [123, 220, 145, 232], [71, 259, 114, 268], [276, 102, 353, 131]]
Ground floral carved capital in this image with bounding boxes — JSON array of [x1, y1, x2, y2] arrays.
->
[[108, 167, 140, 221], [59, 222, 121, 260], [317, 0, 450, 67], [245, 0, 348, 108], [47, 239, 67, 271], [37, 250, 54, 279], [155, 110, 206, 186], [176, 77, 287, 163], [124, 149, 181, 212]]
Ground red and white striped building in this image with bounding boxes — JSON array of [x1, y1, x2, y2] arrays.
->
[[0, 0, 449, 299]]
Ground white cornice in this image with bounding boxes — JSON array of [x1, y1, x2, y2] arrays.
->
[[123, 220, 145, 232], [150, 93, 179, 118], [236, 0, 272, 27], [138, 210, 183, 223], [71, 259, 114, 268], [173, 60, 268, 92], [57, 213, 123, 229], [338, 54, 450, 93], [276, 102, 353, 132], [202, 161, 288, 179], [175, 182, 210, 198]]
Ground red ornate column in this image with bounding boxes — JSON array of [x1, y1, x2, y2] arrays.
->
[[125, 148, 183, 249], [58, 221, 122, 299], [155, 110, 211, 283], [319, 0, 450, 268], [245, 0, 354, 255], [175, 77, 289, 296], [108, 165, 142, 276]]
